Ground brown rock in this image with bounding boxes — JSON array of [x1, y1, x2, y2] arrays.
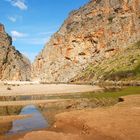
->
[[0, 23, 31, 81], [32, 0, 140, 82]]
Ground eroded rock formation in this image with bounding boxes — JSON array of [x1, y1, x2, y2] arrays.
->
[[32, 0, 140, 82], [0, 23, 31, 81]]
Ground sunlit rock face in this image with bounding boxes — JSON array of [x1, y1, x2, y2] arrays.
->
[[32, 0, 140, 83], [0, 23, 31, 81]]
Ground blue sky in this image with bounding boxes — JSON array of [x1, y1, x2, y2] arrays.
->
[[0, 0, 89, 62]]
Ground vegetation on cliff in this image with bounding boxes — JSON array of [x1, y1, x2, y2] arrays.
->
[[32, 0, 140, 83], [73, 41, 140, 83]]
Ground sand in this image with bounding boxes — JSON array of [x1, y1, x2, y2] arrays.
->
[[2, 95, 140, 140], [0, 83, 102, 106], [0, 83, 102, 97], [0, 83, 139, 140], [0, 99, 71, 106], [0, 115, 31, 123]]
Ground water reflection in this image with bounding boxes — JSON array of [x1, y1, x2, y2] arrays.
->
[[7, 105, 48, 134], [0, 122, 12, 135], [0, 106, 22, 116], [0, 105, 22, 135]]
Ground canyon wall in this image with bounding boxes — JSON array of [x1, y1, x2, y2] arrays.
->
[[32, 0, 140, 83], [0, 24, 31, 81]]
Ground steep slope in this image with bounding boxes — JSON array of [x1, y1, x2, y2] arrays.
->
[[32, 0, 140, 83], [0, 24, 31, 81], [73, 41, 140, 83]]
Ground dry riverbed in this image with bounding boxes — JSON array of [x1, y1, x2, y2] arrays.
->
[[0, 83, 140, 140], [0, 83, 102, 96], [1, 95, 140, 140]]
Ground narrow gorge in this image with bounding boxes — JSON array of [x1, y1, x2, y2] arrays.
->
[[0, 0, 140, 83]]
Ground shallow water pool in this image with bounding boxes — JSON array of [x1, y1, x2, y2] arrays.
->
[[0, 105, 48, 135]]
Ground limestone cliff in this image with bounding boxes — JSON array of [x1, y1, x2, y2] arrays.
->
[[0, 23, 31, 81], [32, 0, 140, 83]]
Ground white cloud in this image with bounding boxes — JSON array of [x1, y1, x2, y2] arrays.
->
[[5, 0, 28, 10], [12, 0, 27, 10], [8, 15, 22, 22], [11, 30, 27, 40], [8, 16, 17, 22]]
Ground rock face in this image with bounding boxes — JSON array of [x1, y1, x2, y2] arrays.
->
[[0, 23, 31, 81], [74, 41, 140, 83], [32, 0, 140, 82]]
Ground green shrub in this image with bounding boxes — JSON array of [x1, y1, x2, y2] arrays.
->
[[2, 57, 8, 64], [108, 16, 115, 23], [134, 63, 140, 75]]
